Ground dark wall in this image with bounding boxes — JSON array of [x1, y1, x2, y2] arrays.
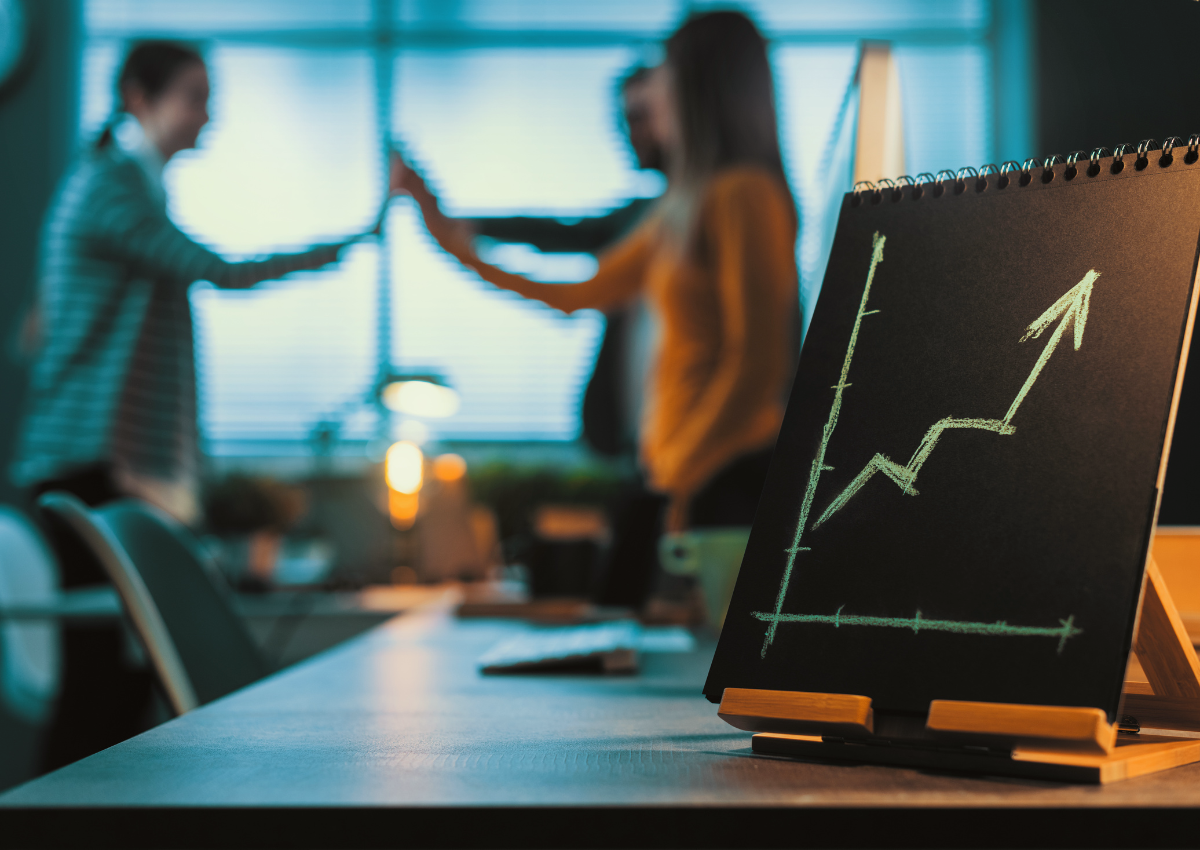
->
[[0, 0, 80, 792], [1036, 0, 1200, 158], [0, 0, 80, 507], [1036, 0, 1200, 522]]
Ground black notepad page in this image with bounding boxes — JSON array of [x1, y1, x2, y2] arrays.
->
[[705, 159, 1200, 720]]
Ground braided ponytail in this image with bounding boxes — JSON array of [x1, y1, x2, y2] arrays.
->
[[94, 112, 122, 151]]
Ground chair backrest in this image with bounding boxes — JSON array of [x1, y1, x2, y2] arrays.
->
[[39, 494, 269, 712], [0, 507, 61, 724], [97, 499, 269, 703], [38, 493, 197, 715]]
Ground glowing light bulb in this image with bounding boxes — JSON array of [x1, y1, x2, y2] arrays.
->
[[381, 380, 460, 418], [432, 453, 467, 482], [385, 441, 424, 494], [388, 490, 419, 529]]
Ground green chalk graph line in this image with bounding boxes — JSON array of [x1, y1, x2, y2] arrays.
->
[[752, 607, 1083, 654], [811, 269, 1098, 528], [761, 232, 886, 658], [758, 230, 1100, 659]]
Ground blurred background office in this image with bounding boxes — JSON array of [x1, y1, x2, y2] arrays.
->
[[4, 0, 1200, 792], [5, 0, 1030, 481]]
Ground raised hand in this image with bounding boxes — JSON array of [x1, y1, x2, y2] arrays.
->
[[388, 151, 475, 260], [388, 150, 424, 200]]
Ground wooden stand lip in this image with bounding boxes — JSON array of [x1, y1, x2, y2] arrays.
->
[[729, 687, 1200, 784], [718, 687, 874, 737], [926, 700, 1116, 755], [719, 689, 1117, 755]]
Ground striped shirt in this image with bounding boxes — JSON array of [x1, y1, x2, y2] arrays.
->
[[11, 144, 348, 493]]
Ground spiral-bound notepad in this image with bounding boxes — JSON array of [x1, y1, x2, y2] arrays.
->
[[707, 138, 1200, 720]]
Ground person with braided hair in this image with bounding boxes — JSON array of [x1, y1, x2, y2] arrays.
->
[[15, 41, 390, 770], [14, 41, 388, 523]]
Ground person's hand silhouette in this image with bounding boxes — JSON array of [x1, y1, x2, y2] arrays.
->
[[388, 150, 417, 198], [388, 151, 475, 260]]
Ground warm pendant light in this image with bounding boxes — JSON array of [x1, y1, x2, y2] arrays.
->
[[377, 373, 460, 419]]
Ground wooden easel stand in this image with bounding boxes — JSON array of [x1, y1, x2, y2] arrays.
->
[[721, 560, 1200, 783]]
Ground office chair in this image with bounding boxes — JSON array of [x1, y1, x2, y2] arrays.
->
[[0, 508, 62, 790], [0, 507, 62, 726], [38, 493, 269, 715]]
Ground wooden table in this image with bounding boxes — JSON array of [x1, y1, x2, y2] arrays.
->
[[4, 598, 1200, 849], [0, 584, 442, 668], [235, 584, 447, 668]]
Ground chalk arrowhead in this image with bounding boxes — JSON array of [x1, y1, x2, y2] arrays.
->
[[1020, 270, 1098, 350]]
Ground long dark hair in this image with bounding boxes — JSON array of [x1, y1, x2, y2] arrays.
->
[[95, 40, 205, 150], [662, 10, 791, 228]]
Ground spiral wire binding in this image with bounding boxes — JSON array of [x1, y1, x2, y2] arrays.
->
[[1064, 151, 1085, 179], [1039, 154, 1062, 183], [895, 175, 917, 200], [931, 170, 952, 196], [1134, 139, 1159, 170], [911, 173, 935, 197], [845, 133, 1200, 204], [976, 163, 999, 190], [996, 161, 1020, 188], [877, 177, 904, 202], [1161, 136, 1185, 166], [949, 166, 973, 193]]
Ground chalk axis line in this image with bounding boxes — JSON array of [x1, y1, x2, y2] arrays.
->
[[756, 231, 1095, 658], [752, 609, 1082, 655]]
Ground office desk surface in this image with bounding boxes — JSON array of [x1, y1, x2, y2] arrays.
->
[[5, 602, 1200, 850]]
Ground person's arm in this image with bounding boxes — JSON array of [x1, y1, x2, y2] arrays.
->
[[395, 157, 652, 313], [86, 173, 358, 289], [458, 224, 653, 314], [471, 201, 648, 254], [653, 172, 798, 525]]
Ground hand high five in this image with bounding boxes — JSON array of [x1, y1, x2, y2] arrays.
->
[[388, 151, 421, 198], [388, 150, 475, 261]]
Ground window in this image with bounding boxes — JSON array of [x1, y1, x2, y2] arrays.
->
[[81, 0, 1028, 461]]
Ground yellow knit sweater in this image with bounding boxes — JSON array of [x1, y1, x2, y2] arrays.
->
[[461, 166, 798, 522]]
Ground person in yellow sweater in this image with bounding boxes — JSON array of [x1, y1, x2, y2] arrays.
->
[[395, 10, 798, 603]]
